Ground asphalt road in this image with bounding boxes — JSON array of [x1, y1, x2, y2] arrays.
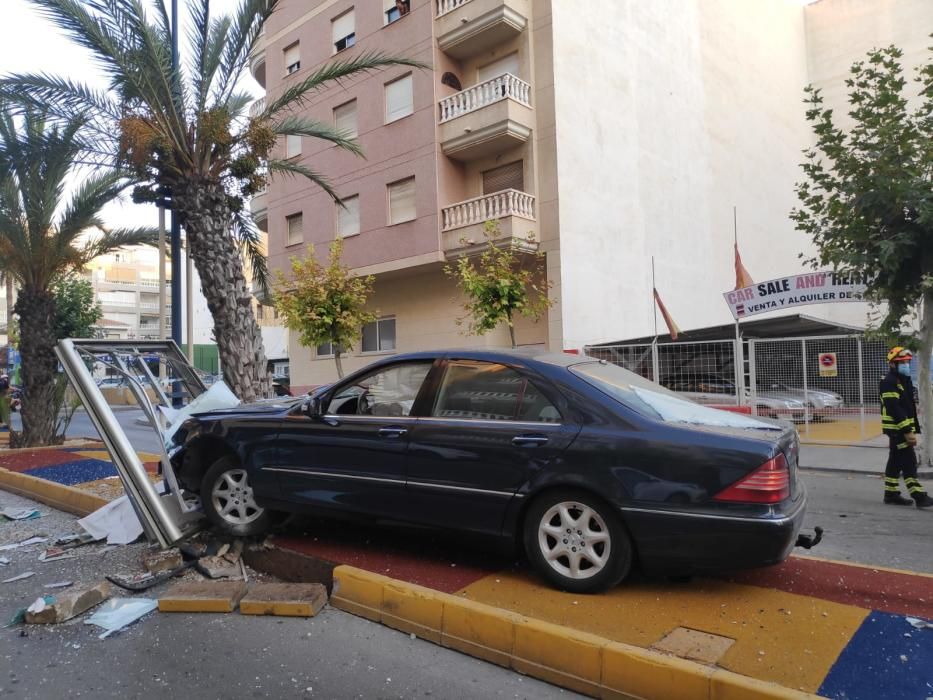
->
[[12, 408, 164, 454], [0, 490, 574, 700]]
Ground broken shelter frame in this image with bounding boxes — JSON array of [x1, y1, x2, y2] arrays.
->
[[55, 339, 207, 547]]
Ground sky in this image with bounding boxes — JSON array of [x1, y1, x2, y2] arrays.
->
[[0, 0, 258, 230]]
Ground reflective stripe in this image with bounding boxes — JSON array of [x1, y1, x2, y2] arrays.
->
[[884, 485, 901, 492], [897, 418, 915, 429], [881, 392, 901, 399], [897, 442, 909, 449], [908, 485, 924, 494]]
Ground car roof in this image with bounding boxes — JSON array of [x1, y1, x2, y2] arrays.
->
[[367, 347, 592, 369]]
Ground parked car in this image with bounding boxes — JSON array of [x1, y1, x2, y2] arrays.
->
[[759, 382, 843, 416], [662, 374, 808, 421], [170, 350, 807, 593]]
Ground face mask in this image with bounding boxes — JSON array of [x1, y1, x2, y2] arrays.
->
[[897, 363, 911, 377]]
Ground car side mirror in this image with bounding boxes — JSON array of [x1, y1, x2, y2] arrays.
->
[[304, 396, 323, 419]]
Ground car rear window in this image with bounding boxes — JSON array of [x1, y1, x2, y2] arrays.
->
[[570, 361, 781, 430]]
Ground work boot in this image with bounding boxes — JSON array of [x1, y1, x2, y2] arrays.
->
[[913, 493, 933, 509], [883, 492, 913, 506]]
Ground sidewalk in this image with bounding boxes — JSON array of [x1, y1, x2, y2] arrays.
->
[[800, 435, 933, 478]]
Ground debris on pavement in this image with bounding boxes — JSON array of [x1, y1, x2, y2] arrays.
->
[[53, 531, 99, 549], [906, 617, 933, 631], [0, 556, 10, 566], [77, 496, 143, 545], [141, 548, 183, 574], [0, 507, 42, 521], [26, 595, 55, 615], [239, 583, 328, 618], [158, 580, 248, 613], [107, 561, 193, 592], [84, 597, 158, 639], [43, 581, 74, 589], [38, 547, 77, 563], [0, 536, 48, 551], [25, 581, 111, 624], [2, 571, 36, 583], [195, 553, 241, 579]]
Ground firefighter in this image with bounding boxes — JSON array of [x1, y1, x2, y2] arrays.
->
[[880, 347, 933, 508]]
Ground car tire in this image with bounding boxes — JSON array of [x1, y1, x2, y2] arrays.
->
[[523, 489, 633, 593], [200, 456, 272, 537]]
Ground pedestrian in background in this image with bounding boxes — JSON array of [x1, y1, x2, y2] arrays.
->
[[0, 373, 10, 432], [880, 347, 933, 508]]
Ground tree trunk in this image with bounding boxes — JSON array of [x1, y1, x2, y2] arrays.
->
[[14, 287, 58, 447], [174, 180, 271, 403], [4, 275, 12, 342], [334, 350, 344, 379], [919, 287, 933, 466], [507, 311, 516, 348]]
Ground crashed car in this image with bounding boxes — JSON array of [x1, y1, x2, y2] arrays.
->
[[170, 350, 809, 593]]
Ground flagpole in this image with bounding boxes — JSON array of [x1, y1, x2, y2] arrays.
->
[[651, 256, 658, 341]]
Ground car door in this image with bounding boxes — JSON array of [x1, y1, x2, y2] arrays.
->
[[405, 359, 580, 535], [269, 360, 435, 518]]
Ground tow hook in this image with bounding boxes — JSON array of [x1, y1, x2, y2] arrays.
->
[[795, 526, 823, 549]]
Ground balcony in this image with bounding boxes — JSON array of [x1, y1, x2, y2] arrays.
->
[[439, 74, 532, 161], [436, 0, 529, 60], [249, 97, 266, 119], [249, 48, 266, 90], [440, 189, 537, 257]]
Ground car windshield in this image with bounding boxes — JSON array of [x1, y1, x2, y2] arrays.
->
[[570, 361, 781, 430]]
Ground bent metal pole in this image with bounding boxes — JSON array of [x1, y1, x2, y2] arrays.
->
[[54, 339, 182, 547]]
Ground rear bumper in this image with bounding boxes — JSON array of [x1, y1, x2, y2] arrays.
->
[[621, 488, 807, 576]]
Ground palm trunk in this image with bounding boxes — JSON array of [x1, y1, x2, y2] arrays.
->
[[919, 287, 933, 467], [4, 275, 12, 341], [13, 287, 58, 447], [175, 180, 271, 403]]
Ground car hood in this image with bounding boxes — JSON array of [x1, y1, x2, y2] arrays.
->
[[192, 397, 302, 419]]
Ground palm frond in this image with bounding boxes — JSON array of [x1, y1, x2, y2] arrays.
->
[[214, 0, 278, 104], [55, 170, 130, 246], [78, 225, 161, 263], [272, 115, 363, 156], [0, 74, 122, 123], [232, 207, 269, 297], [188, 0, 230, 114], [267, 159, 341, 202], [263, 51, 426, 118]]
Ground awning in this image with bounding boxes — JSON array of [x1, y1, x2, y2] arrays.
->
[[591, 314, 865, 346]]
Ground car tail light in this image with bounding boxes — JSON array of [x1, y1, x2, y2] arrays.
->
[[713, 454, 790, 504]]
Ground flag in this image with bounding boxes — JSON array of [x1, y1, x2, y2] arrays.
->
[[653, 288, 682, 341], [734, 243, 754, 290]]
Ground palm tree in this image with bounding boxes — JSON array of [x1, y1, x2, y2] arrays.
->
[[0, 108, 156, 447], [1, 0, 422, 402]]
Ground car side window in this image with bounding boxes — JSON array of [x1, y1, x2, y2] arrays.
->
[[327, 362, 432, 417], [432, 361, 560, 423]]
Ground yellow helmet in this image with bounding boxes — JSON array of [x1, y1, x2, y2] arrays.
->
[[887, 346, 913, 363]]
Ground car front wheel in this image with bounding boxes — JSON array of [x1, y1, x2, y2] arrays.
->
[[201, 456, 272, 537], [523, 489, 633, 593]]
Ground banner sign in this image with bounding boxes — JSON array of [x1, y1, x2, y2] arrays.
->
[[723, 272, 867, 320], [818, 352, 838, 377]]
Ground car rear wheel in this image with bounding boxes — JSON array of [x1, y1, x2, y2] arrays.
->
[[201, 456, 272, 537], [523, 489, 633, 593]]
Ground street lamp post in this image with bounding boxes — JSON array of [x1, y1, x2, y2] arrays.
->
[[170, 0, 182, 351]]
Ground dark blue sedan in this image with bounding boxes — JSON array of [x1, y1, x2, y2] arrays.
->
[[172, 349, 807, 593]]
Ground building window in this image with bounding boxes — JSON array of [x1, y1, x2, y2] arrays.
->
[[385, 0, 409, 24], [333, 99, 358, 138], [385, 74, 413, 123], [482, 160, 524, 194], [387, 177, 415, 225], [285, 134, 301, 159], [337, 195, 360, 237], [284, 42, 300, 75], [362, 317, 396, 353], [286, 213, 303, 246], [316, 341, 343, 357], [332, 9, 355, 53]]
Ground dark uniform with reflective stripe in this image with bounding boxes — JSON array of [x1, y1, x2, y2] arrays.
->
[[879, 369, 926, 499]]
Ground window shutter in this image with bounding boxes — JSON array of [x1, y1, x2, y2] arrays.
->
[[482, 161, 524, 194], [283, 43, 300, 73], [385, 74, 413, 122], [388, 177, 416, 224], [334, 100, 358, 137], [337, 195, 360, 237], [286, 213, 303, 245], [332, 10, 355, 45], [478, 52, 520, 81], [286, 134, 301, 158]]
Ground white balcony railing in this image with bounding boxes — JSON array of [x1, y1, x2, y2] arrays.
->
[[438, 73, 531, 123], [437, 0, 472, 17], [441, 189, 535, 231]]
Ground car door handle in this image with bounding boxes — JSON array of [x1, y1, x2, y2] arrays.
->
[[378, 427, 408, 439], [512, 434, 548, 447]]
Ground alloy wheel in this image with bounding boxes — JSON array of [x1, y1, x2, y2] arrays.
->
[[537, 501, 611, 580], [210, 468, 263, 526]]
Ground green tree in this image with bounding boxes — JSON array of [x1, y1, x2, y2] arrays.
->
[[273, 239, 375, 379], [444, 221, 553, 348], [0, 108, 155, 447], [792, 43, 933, 461], [51, 275, 102, 340], [2, 0, 420, 402]]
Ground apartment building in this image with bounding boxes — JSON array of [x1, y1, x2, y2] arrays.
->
[[252, 0, 931, 391]]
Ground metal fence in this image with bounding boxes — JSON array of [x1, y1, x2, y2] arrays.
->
[[586, 335, 889, 444]]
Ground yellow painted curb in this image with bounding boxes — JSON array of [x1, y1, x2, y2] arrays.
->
[[330, 566, 819, 700], [792, 553, 933, 580], [239, 600, 317, 617], [0, 468, 107, 516]]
